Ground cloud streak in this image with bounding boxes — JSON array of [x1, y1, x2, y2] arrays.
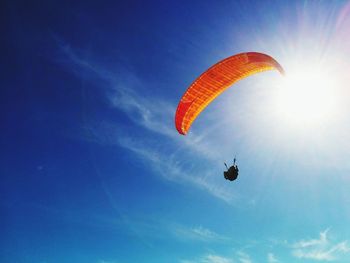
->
[[182, 251, 253, 263], [180, 254, 233, 263], [118, 137, 236, 203], [56, 40, 236, 203], [172, 225, 229, 242], [291, 229, 350, 261], [237, 251, 252, 263], [267, 253, 279, 263]]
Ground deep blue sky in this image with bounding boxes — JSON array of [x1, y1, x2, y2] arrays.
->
[[3, 1, 350, 263]]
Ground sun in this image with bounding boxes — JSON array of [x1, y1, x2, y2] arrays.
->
[[271, 63, 341, 128]]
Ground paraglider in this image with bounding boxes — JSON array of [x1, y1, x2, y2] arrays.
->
[[175, 52, 284, 135], [174, 52, 284, 182], [224, 157, 239, 181]]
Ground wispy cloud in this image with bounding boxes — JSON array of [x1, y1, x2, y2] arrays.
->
[[291, 229, 350, 261], [172, 225, 229, 242], [118, 137, 236, 203], [203, 255, 234, 263], [56, 39, 236, 203], [57, 39, 219, 155], [79, 121, 236, 203], [58, 40, 177, 138], [236, 251, 252, 263], [181, 251, 255, 263], [109, 85, 177, 138], [267, 253, 279, 263], [180, 254, 233, 263], [95, 211, 228, 245]]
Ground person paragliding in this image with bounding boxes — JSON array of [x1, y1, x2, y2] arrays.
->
[[174, 52, 284, 182], [224, 157, 239, 181]]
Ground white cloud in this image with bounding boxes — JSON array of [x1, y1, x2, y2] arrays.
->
[[191, 226, 226, 240], [57, 41, 236, 204], [100, 211, 229, 245], [180, 254, 233, 263], [267, 253, 279, 263], [293, 229, 329, 249], [172, 225, 229, 242], [109, 87, 177, 138], [291, 229, 350, 261], [118, 137, 236, 203], [203, 254, 233, 263], [237, 251, 252, 263]]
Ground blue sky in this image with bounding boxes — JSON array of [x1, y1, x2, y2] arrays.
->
[[3, 1, 350, 262]]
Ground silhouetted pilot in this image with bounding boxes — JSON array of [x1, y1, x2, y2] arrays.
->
[[224, 158, 239, 181]]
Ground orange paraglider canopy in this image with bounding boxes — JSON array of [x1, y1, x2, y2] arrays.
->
[[175, 52, 284, 135]]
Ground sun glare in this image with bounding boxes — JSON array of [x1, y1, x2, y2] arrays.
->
[[272, 64, 340, 128]]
